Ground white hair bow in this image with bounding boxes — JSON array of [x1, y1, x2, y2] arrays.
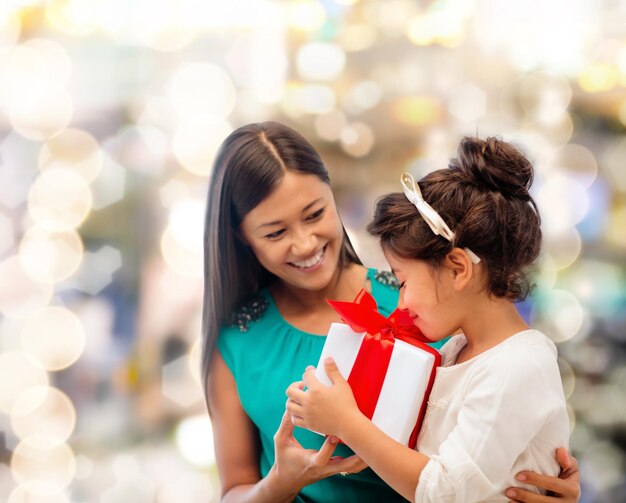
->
[[400, 172, 481, 264]]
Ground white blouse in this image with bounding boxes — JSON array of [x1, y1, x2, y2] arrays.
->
[[415, 330, 570, 503]]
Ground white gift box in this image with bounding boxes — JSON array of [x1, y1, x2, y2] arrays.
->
[[315, 322, 438, 447]]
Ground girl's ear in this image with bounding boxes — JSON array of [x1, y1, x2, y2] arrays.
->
[[445, 248, 475, 290]]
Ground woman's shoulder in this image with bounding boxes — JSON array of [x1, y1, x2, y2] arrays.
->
[[370, 269, 402, 290], [367, 268, 401, 316], [226, 291, 271, 333]]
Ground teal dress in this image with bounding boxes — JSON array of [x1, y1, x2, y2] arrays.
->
[[218, 269, 447, 503]]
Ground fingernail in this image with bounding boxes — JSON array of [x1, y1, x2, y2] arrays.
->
[[325, 357, 335, 364], [505, 489, 516, 497], [329, 436, 338, 444], [305, 365, 315, 371], [516, 473, 527, 481]]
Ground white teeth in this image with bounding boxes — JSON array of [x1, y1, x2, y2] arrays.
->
[[291, 247, 324, 268]]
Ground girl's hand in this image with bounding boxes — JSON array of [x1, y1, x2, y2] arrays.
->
[[271, 409, 367, 491], [505, 448, 580, 502], [285, 357, 362, 438]]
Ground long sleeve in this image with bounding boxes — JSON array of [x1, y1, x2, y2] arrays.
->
[[415, 336, 568, 503]]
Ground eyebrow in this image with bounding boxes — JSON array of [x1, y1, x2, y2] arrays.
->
[[255, 197, 324, 230]]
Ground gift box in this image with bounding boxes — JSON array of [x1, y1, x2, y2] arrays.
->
[[315, 289, 441, 448]]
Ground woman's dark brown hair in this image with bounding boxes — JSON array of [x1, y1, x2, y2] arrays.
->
[[201, 121, 361, 393], [367, 136, 541, 301]]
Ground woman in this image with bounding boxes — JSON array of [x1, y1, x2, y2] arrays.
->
[[201, 121, 580, 502]]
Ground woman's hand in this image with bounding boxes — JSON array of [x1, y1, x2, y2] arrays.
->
[[286, 358, 362, 438], [505, 448, 580, 502], [271, 409, 367, 492]]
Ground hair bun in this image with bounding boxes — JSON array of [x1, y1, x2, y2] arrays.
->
[[449, 136, 534, 200]]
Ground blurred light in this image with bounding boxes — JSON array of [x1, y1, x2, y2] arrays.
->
[[535, 254, 558, 290], [60, 245, 120, 296], [0, 256, 53, 318], [406, 11, 465, 47], [133, 0, 196, 52], [285, 1, 326, 32], [343, 81, 382, 113], [0, 41, 67, 107], [296, 42, 346, 82], [188, 337, 202, 387], [168, 63, 236, 121], [546, 144, 597, 188], [584, 441, 626, 491], [101, 456, 156, 502], [560, 260, 625, 317], [103, 125, 168, 176], [157, 470, 216, 503], [10, 90, 74, 141], [162, 353, 203, 408], [8, 486, 71, 503], [46, 0, 100, 37], [558, 358, 575, 400], [90, 153, 126, 210], [0, 133, 40, 209], [578, 63, 619, 92], [448, 83, 487, 122], [225, 33, 287, 105], [159, 179, 191, 209], [168, 199, 204, 252], [21, 306, 85, 371], [536, 175, 589, 232], [338, 23, 377, 52], [0, 9, 21, 49], [28, 169, 92, 231], [565, 402, 576, 434], [283, 84, 336, 116], [519, 72, 572, 124], [0, 351, 49, 414], [340, 122, 375, 157], [314, 109, 348, 142], [392, 96, 443, 126], [39, 129, 103, 184], [11, 440, 76, 495], [161, 226, 202, 278], [0, 212, 14, 254], [602, 137, 626, 191], [607, 203, 626, 249], [172, 119, 232, 176], [11, 386, 76, 447], [175, 415, 215, 467], [19, 227, 83, 284], [542, 226, 582, 270], [533, 289, 585, 343]]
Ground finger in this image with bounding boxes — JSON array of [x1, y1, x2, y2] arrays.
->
[[286, 382, 307, 403], [327, 454, 368, 474], [274, 410, 295, 442], [504, 487, 546, 502], [513, 471, 571, 496], [311, 436, 338, 466], [286, 398, 304, 418], [302, 366, 321, 388], [555, 447, 573, 472], [324, 357, 345, 385]]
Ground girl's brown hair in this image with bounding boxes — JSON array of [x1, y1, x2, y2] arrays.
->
[[367, 136, 541, 301]]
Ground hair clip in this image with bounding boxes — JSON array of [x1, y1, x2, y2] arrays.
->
[[400, 172, 481, 264]]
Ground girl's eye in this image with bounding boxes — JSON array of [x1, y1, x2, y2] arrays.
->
[[306, 207, 325, 221], [264, 229, 285, 240], [399, 281, 406, 289]]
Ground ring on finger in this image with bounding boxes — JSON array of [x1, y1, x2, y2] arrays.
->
[[339, 471, 349, 476]]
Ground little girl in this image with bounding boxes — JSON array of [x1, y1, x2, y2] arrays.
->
[[286, 136, 570, 502]]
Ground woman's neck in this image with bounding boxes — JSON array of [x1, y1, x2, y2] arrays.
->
[[272, 263, 367, 315]]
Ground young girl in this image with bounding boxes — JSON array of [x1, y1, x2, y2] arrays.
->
[[286, 136, 573, 502]]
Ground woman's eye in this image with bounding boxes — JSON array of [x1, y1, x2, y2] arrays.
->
[[265, 229, 285, 240], [306, 207, 325, 221]]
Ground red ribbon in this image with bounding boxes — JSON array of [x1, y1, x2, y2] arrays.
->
[[327, 289, 441, 448]]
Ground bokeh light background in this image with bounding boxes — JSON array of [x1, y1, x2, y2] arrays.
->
[[0, 0, 625, 501]]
